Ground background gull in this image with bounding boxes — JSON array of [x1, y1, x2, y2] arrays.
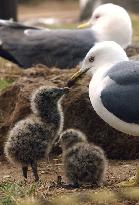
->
[[0, 3, 132, 69]]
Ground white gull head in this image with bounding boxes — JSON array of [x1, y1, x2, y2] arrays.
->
[[80, 41, 129, 76], [90, 3, 132, 49]]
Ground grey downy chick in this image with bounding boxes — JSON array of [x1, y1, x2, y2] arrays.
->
[[60, 129, 107, 188], [4, 86, 69, 181]]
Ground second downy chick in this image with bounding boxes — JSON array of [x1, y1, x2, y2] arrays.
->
[[60, 129, 107, 188]]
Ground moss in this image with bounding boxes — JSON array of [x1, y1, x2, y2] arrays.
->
[[131, 14, 139, 42], [0, 79, 14, 91]]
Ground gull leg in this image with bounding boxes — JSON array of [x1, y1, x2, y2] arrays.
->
[[135, 165, 139, 184], [117, 165, 139, 187]]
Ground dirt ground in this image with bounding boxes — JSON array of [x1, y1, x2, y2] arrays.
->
[[1, 1, 139, 204], [0, 156, 137, 185], [0, 156, 139, 200]]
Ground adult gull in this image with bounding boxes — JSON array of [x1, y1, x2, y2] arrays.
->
[[67, 41, 139, 186], [0, 3, 132, 69]]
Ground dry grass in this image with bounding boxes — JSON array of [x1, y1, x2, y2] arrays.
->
[[0, 158, 139, 205]]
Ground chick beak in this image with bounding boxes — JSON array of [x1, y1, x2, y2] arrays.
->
[[78, 20, 92, 29], [67, 68, 89, 88], [58, 87, 70, 95], [63, 87, 70, 94]]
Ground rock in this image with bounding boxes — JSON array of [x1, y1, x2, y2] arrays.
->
[[1, 66, 139, 160], [126, 44, 139, 58], [79, 0, 94, 22], [79, 0, 139, 21], [130, 54, 139, 61]]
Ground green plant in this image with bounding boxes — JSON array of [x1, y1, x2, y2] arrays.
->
[[0, 181, 36, 205], [0, 79, 14, 91]]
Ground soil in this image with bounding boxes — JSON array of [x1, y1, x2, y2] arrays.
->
[[0, 157, 138, 187], [1, 156, 139, 204]]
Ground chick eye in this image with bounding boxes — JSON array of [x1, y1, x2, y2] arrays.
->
[[89, 56, 95, 62], [49, 91, 54, 95]]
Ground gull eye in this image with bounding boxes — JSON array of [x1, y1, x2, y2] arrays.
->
[[95, 15, 100, 19], [89, 56, 95, 62]]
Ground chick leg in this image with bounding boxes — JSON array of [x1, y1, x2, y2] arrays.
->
[[22, 166, 28, 179], [31, 160, 39, 182]]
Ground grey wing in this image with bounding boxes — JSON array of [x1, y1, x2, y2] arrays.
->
[[0, 21, 96, 68], [0, 20, 41, 67], [105, 61, 139, 85], [101, 61, 139, 123]]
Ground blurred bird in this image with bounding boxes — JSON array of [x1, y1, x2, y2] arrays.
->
[[0, 3, 132, 69], [79, 0, 100, 21]]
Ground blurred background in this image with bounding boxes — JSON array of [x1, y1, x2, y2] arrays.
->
[[0, 0, 139, 45], [1, 0, 138, 41], [1, 0, 139, 23]]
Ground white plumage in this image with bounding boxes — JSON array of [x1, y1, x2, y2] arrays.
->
[[68, 41, 139, 186]]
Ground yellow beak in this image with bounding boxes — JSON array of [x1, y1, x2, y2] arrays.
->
[[67, 68, 89, 87], [78, 21, 91, 29]]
